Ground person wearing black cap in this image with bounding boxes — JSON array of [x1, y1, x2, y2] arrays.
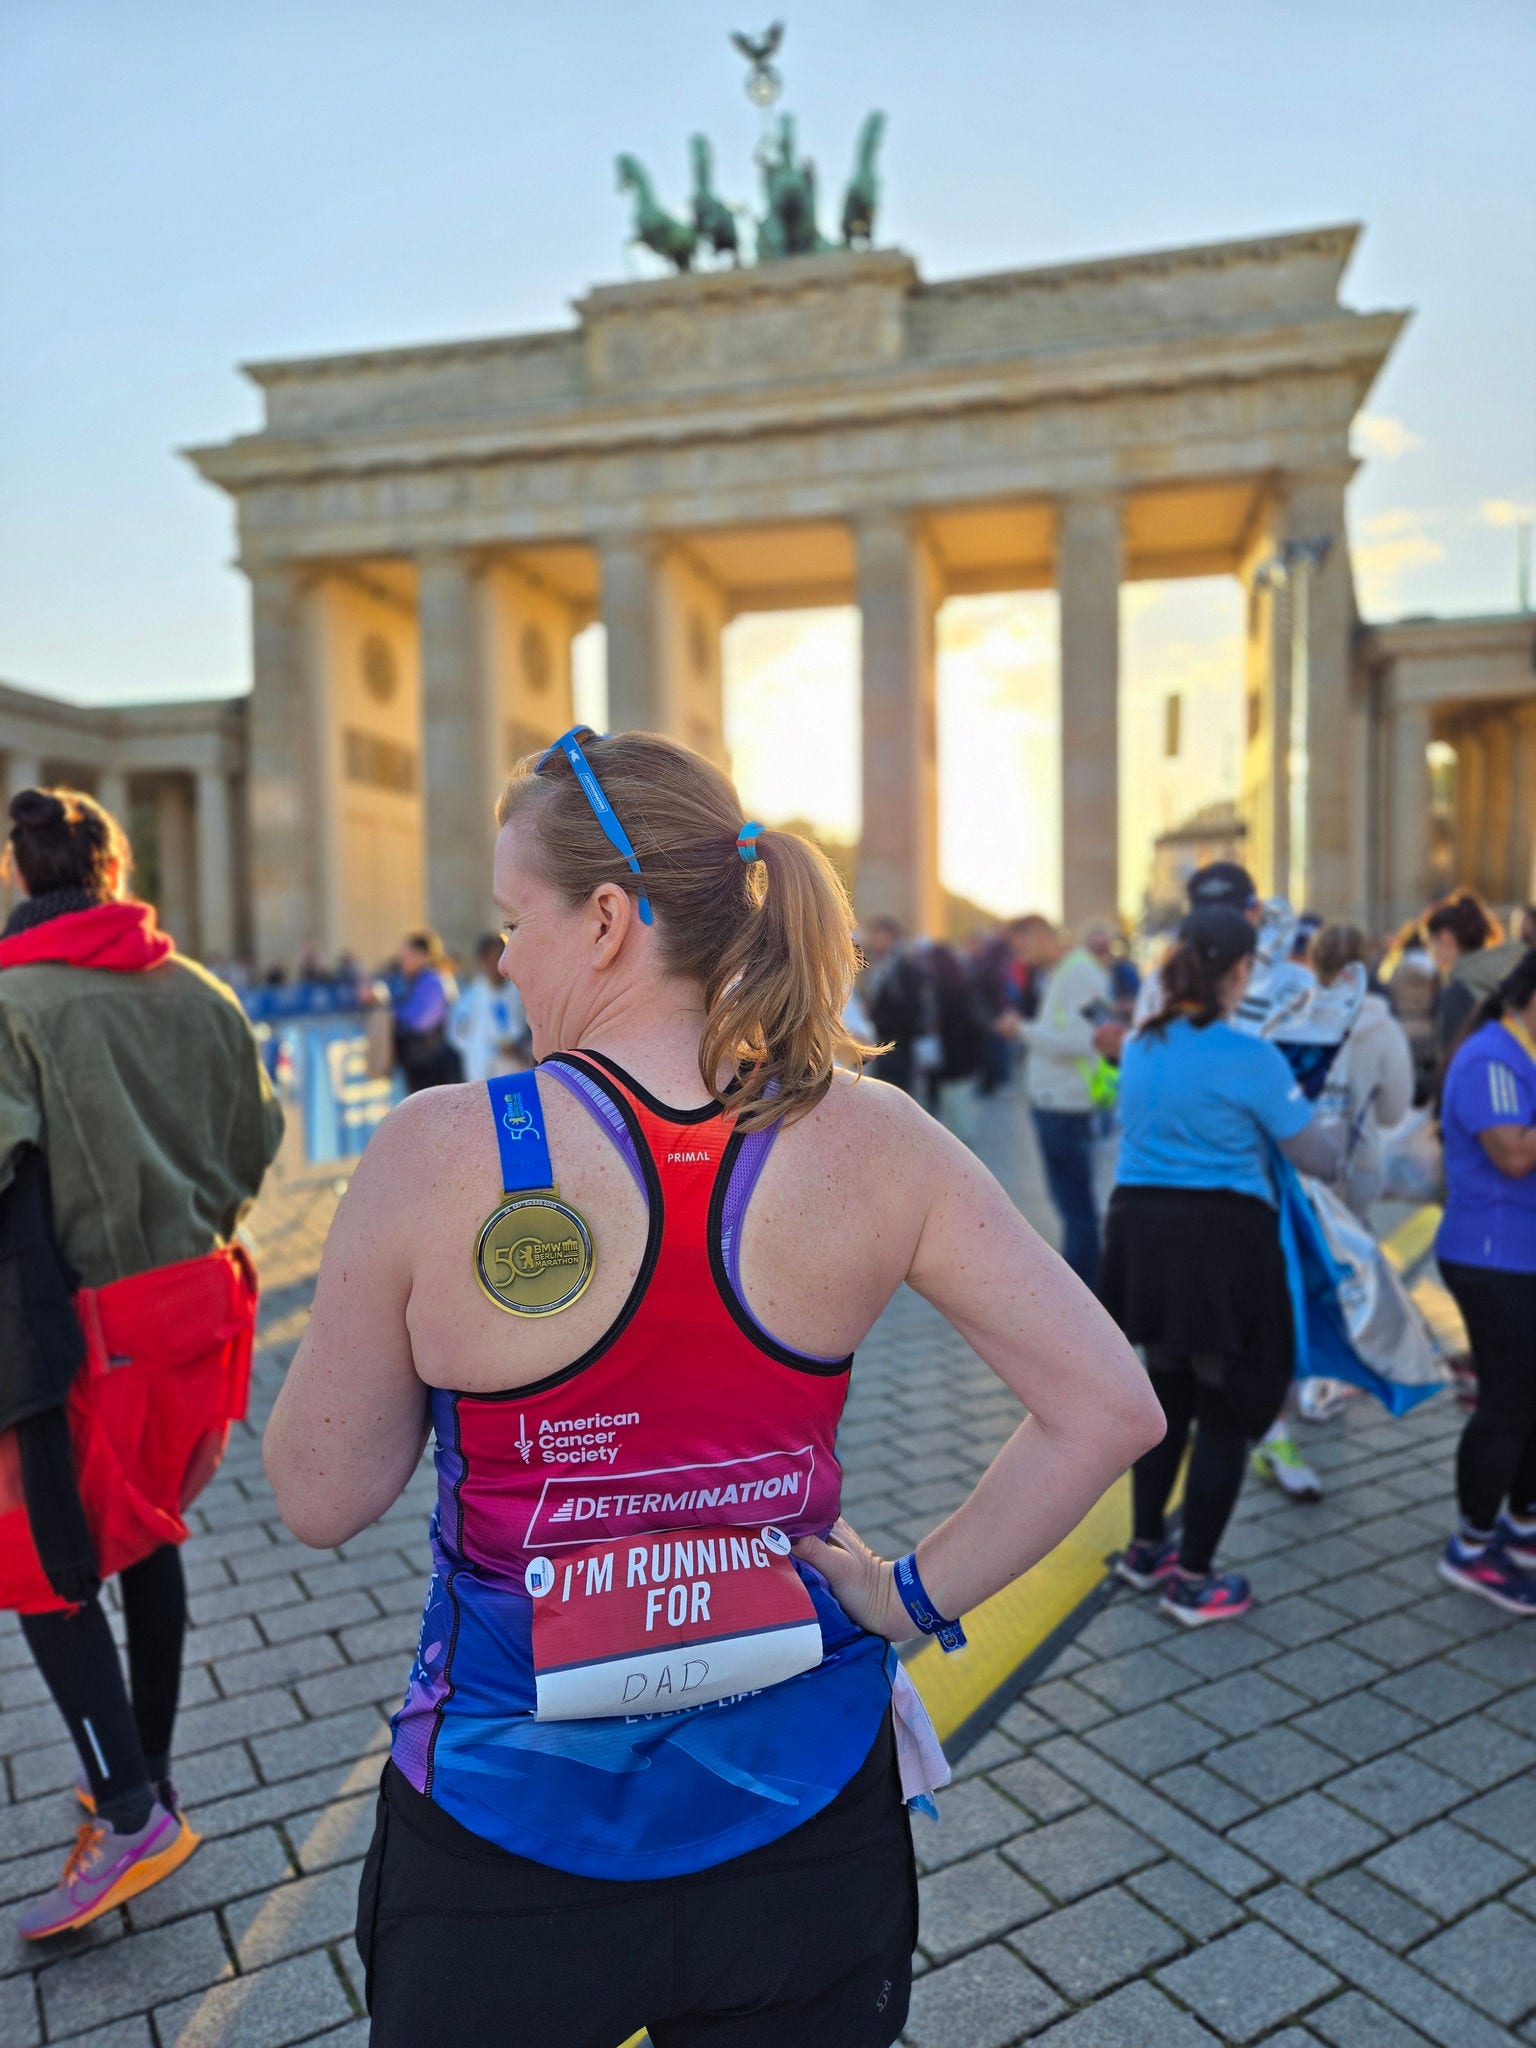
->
[[1101, 906, 1343, 1624], [1132, 862, 1261, 1030]]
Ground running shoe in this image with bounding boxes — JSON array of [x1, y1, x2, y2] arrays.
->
[[1160, 1569, 1253, 1627], [17, 1804, 199, 1939], [1114, 1538, 1179, 1591], [1437, 1540, 1536, 1615], [1497, 1518, 1536, 1573], [75, 1777, 181, 1819], [1250, 1431, 1323, 1502]]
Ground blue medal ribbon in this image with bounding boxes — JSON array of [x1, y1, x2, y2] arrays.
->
[[487, 1072, 555, 1194]]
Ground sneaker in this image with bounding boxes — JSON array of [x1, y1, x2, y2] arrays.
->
[[75, 1777, 179, 1819], [1497, 1519, 1536, 1573], [1114, 1538, 1179, 1592], [1161, 1569, 1253, 1627], [17, 1804, 200, 1939], [1440, 1541, 1536, 1614], [1250, 1432, 1323, 1502]]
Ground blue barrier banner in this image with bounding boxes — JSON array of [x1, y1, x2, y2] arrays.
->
[[295, 1020, 403, 1163]]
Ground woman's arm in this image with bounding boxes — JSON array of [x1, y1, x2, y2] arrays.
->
[[1279, 1118, 1346, 1180], [796, 1112, 1164, 1636], [1480, 1125, 1536, 1178], [263, 1098, 432, 1547]]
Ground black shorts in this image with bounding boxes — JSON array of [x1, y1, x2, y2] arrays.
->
[[356, 1719, 916, 2048]]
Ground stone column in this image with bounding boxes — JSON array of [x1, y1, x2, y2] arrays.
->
[[155, 776, 195, 946], [1512, 704, 1536, 906], [195, 769, 235, 959], [2, 754, 42, 912], [855, 513, 941, 934], [1386, 703, 1432, 928], [599, 538, 660, 734], [97, 770, 130, 826], [1057, 493, 1122, 927], [478, 560, 577, 771], [1281, 472, 1352, 913], [1455, 729, 1487, 894], [598, 539, 728, 763], [1481, 713, 1515, 901], [418, 550, 497, 961], [1240, 509, 1289, 897], [4, 753, 43, 804], [247, 567, 320, 970]]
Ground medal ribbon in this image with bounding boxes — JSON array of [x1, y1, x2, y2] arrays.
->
[[487, 1072, 555, 1195]]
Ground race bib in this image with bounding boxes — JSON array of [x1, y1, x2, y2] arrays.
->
[[525, 1524, 823, 1721]]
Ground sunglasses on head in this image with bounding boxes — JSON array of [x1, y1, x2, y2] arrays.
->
[[535, 728, 653, 926]]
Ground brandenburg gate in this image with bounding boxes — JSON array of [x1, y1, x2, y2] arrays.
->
[[189, 226, 1404, 967]]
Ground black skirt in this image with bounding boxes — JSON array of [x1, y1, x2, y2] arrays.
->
[[1101, 1184, 1295, 1437]]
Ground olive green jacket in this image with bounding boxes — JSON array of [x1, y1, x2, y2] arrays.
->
[[0, 955, 285, 1288]]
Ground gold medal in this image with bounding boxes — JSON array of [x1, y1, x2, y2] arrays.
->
[[475, 1190, 595, 1317]]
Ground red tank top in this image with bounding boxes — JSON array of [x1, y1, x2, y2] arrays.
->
[[390, 1050, 894, 1877]]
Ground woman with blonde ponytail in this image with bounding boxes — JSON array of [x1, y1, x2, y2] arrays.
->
[[266, 728, 1164, 2048]]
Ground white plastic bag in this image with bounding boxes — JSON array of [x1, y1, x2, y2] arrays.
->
[[1300, 1173, 1450, 1402], [1378, 1106, 1445, 1205]]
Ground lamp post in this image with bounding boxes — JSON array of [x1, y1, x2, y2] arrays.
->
[[1254, 536, 1331, 909]]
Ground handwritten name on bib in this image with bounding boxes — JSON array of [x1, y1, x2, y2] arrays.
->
[[525, 1524, 822, 1720]]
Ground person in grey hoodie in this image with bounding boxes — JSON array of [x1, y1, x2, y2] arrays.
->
[[1015, 915, 1114, 1287], [1310, 923, 1415, 1219]]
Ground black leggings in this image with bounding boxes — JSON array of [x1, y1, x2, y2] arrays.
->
[[19, 1543, 186, 1830], [1441, 1262, 1536, 1532], [1132, 1354, 1252, 1575]]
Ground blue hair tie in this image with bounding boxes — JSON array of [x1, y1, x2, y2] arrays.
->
[[736, 822, 764, 864]]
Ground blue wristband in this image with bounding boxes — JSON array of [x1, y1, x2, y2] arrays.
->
[[893, 1552, 967, 1654]]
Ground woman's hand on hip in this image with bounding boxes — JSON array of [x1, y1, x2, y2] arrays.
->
[[792, 1518, 916, 1642]]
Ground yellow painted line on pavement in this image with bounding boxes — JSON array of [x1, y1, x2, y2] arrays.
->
[[1382, 1202, 1441, 1276], [905, 1470, 1147, 1747]]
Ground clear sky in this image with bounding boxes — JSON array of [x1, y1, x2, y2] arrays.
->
[[3, 1, 1533, 914]]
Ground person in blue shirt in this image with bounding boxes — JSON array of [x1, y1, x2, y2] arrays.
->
[[1102, 907, 1340, 1625], [392, 930, 463, 1093], [1434, 948, 1536, 1614]]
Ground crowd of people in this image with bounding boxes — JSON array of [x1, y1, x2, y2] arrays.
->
[[855, 866, 1536, 1628], [0, 755, 1531, 2048]]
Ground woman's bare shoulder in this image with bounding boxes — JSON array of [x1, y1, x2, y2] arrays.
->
[[792, 1067, 948, 1164]]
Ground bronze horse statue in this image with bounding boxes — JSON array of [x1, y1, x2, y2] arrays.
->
[[616, 154, 697, 271], [690, 135, 740, 264], [841, 111, 885, 248]]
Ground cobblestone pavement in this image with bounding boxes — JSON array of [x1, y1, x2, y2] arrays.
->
[[3, 1095, 1532, 2048]]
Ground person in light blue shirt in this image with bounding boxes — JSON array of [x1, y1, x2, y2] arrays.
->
[[1102, 908, 1339, 1627], [1116, 1006, 1312, 1205], [1433, 948, 1536, 1615]]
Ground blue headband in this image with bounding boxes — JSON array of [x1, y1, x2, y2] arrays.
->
[[536, 727, 654, 926], [736, 822, 764, 864]]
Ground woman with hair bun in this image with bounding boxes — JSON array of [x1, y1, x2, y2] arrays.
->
[[264, 727, 1164, 2048], [1103, 907, 1342, 1626], [0, 786, 284, 1937]]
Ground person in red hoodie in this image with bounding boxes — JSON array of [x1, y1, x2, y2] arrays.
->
[[0, 787, 283, 1936]]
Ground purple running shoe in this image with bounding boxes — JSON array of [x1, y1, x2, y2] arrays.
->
[[1438, 1540, 1536, 1615], [1114, 1539, 1179, 1592], [1161, 1569, 1253, 1627]]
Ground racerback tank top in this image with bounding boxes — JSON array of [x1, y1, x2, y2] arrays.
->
[[389, 1050, 896, 1880]]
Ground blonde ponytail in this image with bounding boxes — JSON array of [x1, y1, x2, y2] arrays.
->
[[497, 732, 866, 1129], [699, 826, 866, 1129]]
